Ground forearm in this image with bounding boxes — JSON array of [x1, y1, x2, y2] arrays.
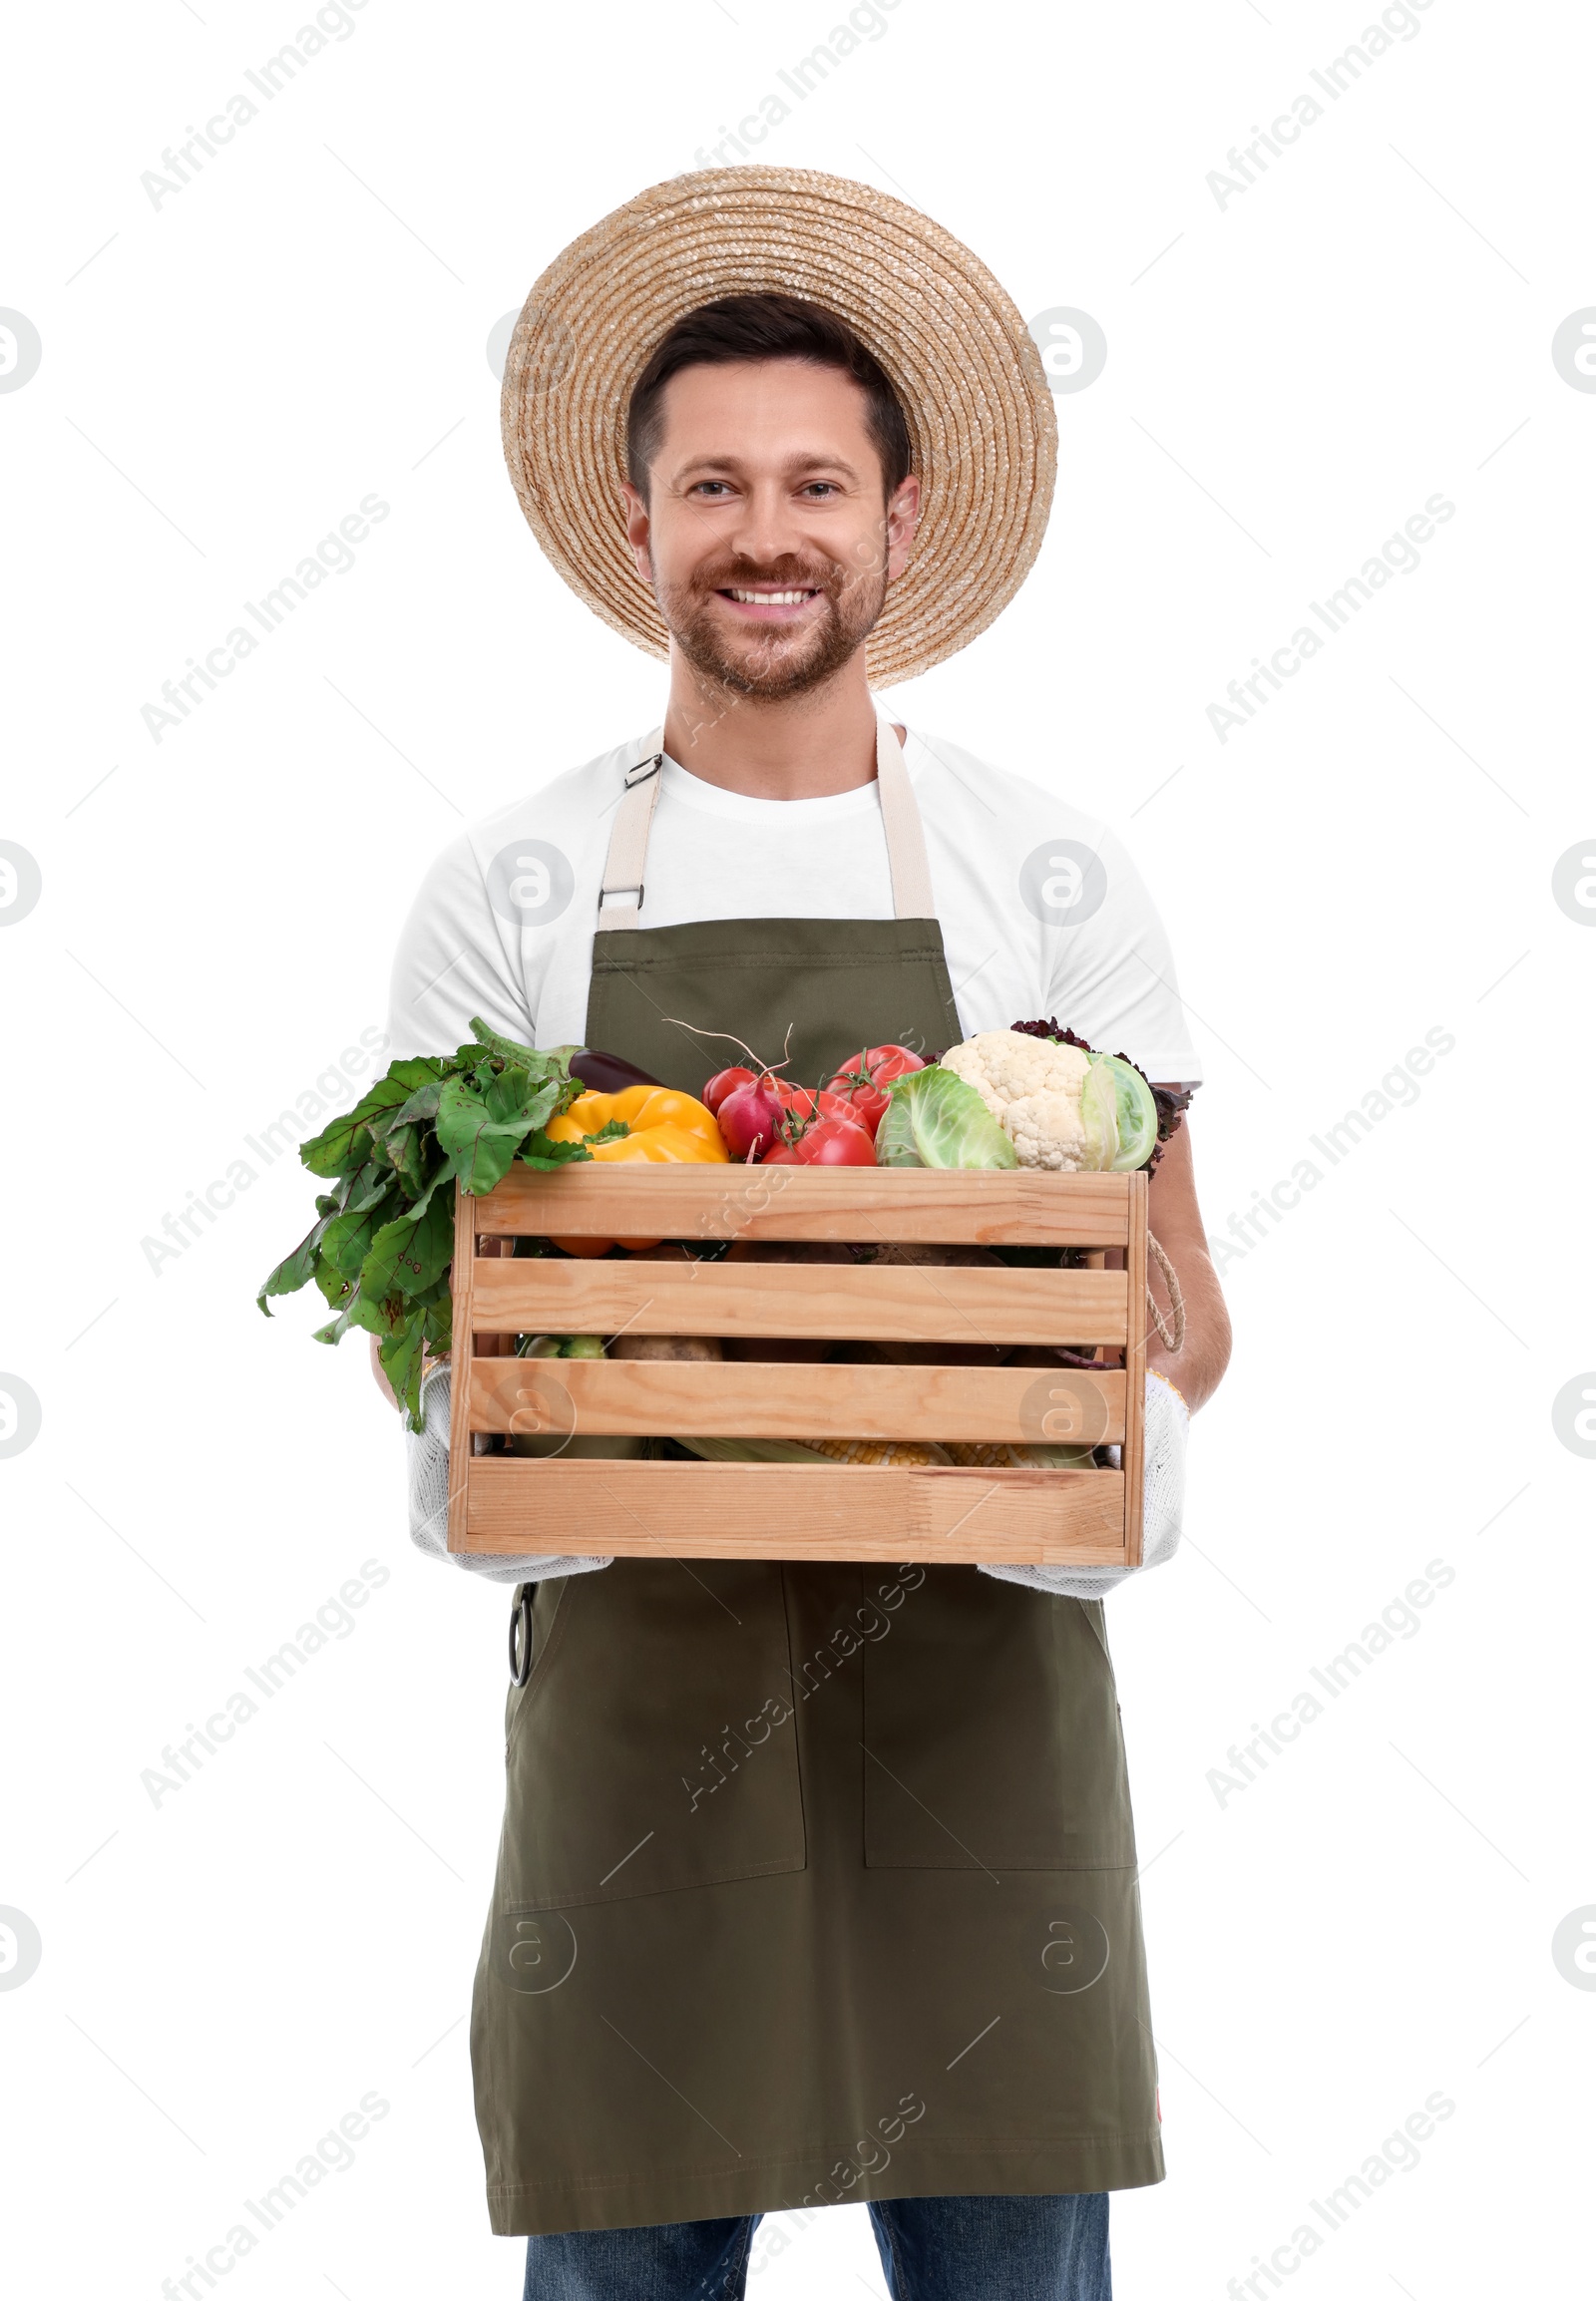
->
[[1142, 1113, 1231, 1413], [1145, 1236, 1230, 1410]]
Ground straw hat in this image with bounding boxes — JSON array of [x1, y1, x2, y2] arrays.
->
[[500, 167, 1057, 686]]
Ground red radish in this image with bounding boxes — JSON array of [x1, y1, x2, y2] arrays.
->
[[793, 1116, 877, 1166], [716, 1074, 785, 1161], [702, 1064, 755, 1115]]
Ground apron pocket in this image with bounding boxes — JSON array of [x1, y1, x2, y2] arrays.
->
[[500, 1559, 807, 1911], [862, 1568, 1137, 1872]]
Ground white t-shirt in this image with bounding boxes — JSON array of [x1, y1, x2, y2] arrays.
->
[[387, 722, 1203, 1083]]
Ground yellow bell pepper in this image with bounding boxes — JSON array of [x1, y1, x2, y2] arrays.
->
[[545, 1086, 728, 1162], [544, 1085, 727, 1255]]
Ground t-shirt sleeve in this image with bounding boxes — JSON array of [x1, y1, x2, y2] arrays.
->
[[387, 833, 534, 1061], [1044, 825, 1203, 1083]]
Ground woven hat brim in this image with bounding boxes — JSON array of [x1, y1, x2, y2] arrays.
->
[[501, 167, 1056, 686]]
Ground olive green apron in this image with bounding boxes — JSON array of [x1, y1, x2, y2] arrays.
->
[[468, 720, 1164, 2236]]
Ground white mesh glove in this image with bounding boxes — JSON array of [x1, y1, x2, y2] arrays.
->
[[404, 1361, 614, 1587], [980, 1368, 1189, 1602]]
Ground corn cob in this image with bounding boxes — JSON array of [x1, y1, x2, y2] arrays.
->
[[805, 1437, 951, 1466], [943, 1440, 1099, 1468], [941, 1441, 1030, 1468]]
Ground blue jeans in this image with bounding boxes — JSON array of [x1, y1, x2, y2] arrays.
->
[[523, 2192, 1110, 2299]]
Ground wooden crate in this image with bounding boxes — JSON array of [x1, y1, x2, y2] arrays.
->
[[446, 1166, 1147, 1567]]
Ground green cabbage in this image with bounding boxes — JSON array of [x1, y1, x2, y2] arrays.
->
[[876, 1066, 1019, 1169], [1079, 1060, 1120, 1170], [1089, 1052, 1160, 1172]]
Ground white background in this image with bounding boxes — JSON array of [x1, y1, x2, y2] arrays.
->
[[2, 1, 1591, 2295]]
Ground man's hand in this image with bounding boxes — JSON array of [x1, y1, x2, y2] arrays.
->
[[1143, 1109, 1230, 1412]]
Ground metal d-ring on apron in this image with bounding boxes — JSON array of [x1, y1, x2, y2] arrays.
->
[[467, 713, 1164, 2239], [509, 1586, 535, 1689]]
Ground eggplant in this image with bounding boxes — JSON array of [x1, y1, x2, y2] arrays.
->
[[567, 1046, 666, 1095]]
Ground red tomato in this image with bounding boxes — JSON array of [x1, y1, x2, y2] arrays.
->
[[771, 1079, 854, 1125], [824, 1044, 925, 1135], [759, 1143, 801, 1164], [702, 1065, 755, 1115], [793, 1117, 877, 1166]]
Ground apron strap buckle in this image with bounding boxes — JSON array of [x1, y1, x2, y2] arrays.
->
[[599, 753, 665, 928]]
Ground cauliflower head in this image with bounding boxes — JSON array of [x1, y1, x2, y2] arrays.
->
[[939, 1029, 1095, 1171]]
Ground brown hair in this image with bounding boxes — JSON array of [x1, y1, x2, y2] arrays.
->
[[625, 292, 913, 499]]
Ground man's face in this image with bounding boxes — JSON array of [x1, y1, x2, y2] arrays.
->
[[621, 358, 920, 699]]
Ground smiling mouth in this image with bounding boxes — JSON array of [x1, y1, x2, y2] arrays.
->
[[717, 585, 823, 611]]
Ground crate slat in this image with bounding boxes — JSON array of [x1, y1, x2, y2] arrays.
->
[[469, 1356, 1126, 1445], [444, 1182, 479, 1557], [472, 1258, 1128, 1346], [461, 1457, 1129, 1564], [1121, 1171, 1149, 1569], [473, 1163, 1132, 1246]]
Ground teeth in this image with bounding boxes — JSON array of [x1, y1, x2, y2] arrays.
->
[[727, 587, 814, 604]]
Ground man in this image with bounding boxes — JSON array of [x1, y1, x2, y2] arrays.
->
[[386, 168, 1229, 2301]]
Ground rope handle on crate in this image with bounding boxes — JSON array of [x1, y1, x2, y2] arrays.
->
[[1146, 1234, 1186, 1353]]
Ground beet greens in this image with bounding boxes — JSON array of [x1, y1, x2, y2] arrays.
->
[[256, 1019, 591, 1427]]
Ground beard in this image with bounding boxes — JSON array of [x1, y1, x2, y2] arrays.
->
[[654, 549, 889, 700]]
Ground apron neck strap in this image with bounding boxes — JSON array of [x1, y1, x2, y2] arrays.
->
[[597, 750, 665, 929], [873, 714, 937, 921], [598, 715, 936, 931]]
